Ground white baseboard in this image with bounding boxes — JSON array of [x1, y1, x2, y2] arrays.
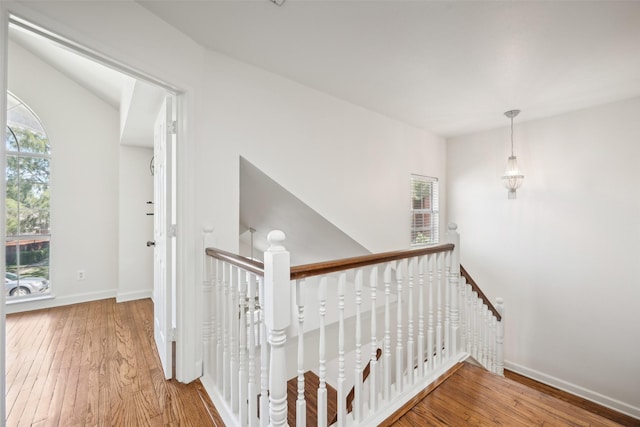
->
[[200, 374, 238, 426], [5, 289, 117, 314], [504, 360, 640, 420], [116, 289, 153, 303]]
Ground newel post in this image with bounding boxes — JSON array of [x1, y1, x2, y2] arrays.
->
[[446, 223, 460, 356], [264, 230, 291, 427]]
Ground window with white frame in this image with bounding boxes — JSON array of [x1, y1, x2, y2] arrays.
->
[[5, 92, 51, 298], [410, 174, 439, 245]]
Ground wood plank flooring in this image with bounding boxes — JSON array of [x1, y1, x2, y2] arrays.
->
[[504, 369, 640, 426], [9, 298, 639, 426], [389, 362, 639, 426], [6, 298, 224, 427]]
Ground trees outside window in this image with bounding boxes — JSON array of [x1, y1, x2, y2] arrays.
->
[[5, 92, 51, 298]]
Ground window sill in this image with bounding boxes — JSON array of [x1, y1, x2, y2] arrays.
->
[[6, 293, 55, 305]]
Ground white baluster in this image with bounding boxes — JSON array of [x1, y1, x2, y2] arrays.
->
[[202, 255, 212, 377], [296, 279, 306, 427], [216, 259, 224, 389], [264, 230, 290, 427], [202, 226, 219, 384], [478, 304, 484, 367], [369, 266, 378, 412], [248, 274, 258, 427], [406, 258, 415, 386], [427, 254, 434, 372], [231, 266, 239, 412], [354, 269, 363, 422], [259, 276, 269, 427], [489, 315, 497, 373], [396, 259, 405, 394], [203, 256, 213, 378], [496, 298, 505, 376], [223, 263, 231, 401], [447, 223, 460, 358], [449, 265, 459, 358], [459, 277, 467, 355], [337, 272, 347, 427], [318, 276, 328, 427], [239, 270, 248, 424], [471, 291, 479, 360], [466, 284, 472, 355], [444, 252, 451, 360], [417, 256, 425, 378], [383, 263, 392, 401], [435, 253, 443, 367], [482, 303, 489, 368]]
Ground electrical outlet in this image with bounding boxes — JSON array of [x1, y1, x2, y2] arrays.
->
[[77, 270, 86, 280]]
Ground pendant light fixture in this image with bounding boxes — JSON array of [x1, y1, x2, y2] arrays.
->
[[502, 109, 524, 199]]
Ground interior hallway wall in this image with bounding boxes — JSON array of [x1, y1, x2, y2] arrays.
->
[[447, 97, 640, 417]]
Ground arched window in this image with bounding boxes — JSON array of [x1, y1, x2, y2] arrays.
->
[[5, 92, 51, 298]]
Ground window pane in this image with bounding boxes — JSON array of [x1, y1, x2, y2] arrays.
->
[[410, 174, 439, 245], [5, 236, 50, 297], [6, 93, 48, 153], [20, 157, 50, 189], [5, 92, 51, 299], [5, 126, 19, 151], [10, 127, 49, 155]]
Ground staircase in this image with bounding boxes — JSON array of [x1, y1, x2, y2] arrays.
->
[[201, 223, 506, 426]]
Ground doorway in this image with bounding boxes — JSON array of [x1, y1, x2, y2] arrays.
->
[[2, 13, 179, 400]]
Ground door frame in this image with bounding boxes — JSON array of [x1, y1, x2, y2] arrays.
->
[[0, 7, 201, 422]]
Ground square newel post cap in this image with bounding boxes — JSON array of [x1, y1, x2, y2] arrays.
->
[[264, 230, 291, 331]]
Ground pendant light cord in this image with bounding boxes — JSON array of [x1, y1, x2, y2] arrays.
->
[[510, 116, 515, 157]]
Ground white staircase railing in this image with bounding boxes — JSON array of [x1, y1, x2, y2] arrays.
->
[[201, 223, 504, 426]]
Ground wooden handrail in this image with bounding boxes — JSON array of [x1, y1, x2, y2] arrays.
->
[[460, 265, 501, 321], [289, 243, 454, 280], [204, 249, 501, 321], [206, 243, 454, 281], [205, 247, 265, 277]]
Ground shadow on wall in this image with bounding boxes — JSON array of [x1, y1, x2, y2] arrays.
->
[[239, 157, 370, 265]]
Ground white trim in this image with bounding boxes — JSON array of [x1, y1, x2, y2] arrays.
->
[[6, 293, 55, 305], [8, 14, 179, 94], [1, 4, 9, 421], [1, 2, 201, 385], [175, 91, 200, 383], [4, 290, 118, 315], [200, 374, 240, 426], [504, 360, 640, 420], [116, 290, 153, 303]]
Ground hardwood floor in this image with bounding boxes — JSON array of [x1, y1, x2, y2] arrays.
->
[[388, 362, 639, 426], [504, 369, 640, 427], [6, 298, 224, 427], [10, 299, 638, 426]]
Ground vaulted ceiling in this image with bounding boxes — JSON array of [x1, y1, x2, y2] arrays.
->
[[139, 0, 640, 137]]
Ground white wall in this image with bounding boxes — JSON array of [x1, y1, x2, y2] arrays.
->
[[3, 0, 206, 382], [447, 98, 640, 417], [4, 1, 446, 383], [7, 40, 120, 313], [196, 51, 447, 256], [117, 145, 154, 302]]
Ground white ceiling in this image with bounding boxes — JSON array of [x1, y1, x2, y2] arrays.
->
[[9, 22, 166, 148], [9, 24, 131, 110], [139, 0, 640, 137]]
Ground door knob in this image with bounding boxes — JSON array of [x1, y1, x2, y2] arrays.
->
[[146, 241, 156, 247]]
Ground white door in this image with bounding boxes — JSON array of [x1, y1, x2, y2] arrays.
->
[[153, 96, 176, 379]]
